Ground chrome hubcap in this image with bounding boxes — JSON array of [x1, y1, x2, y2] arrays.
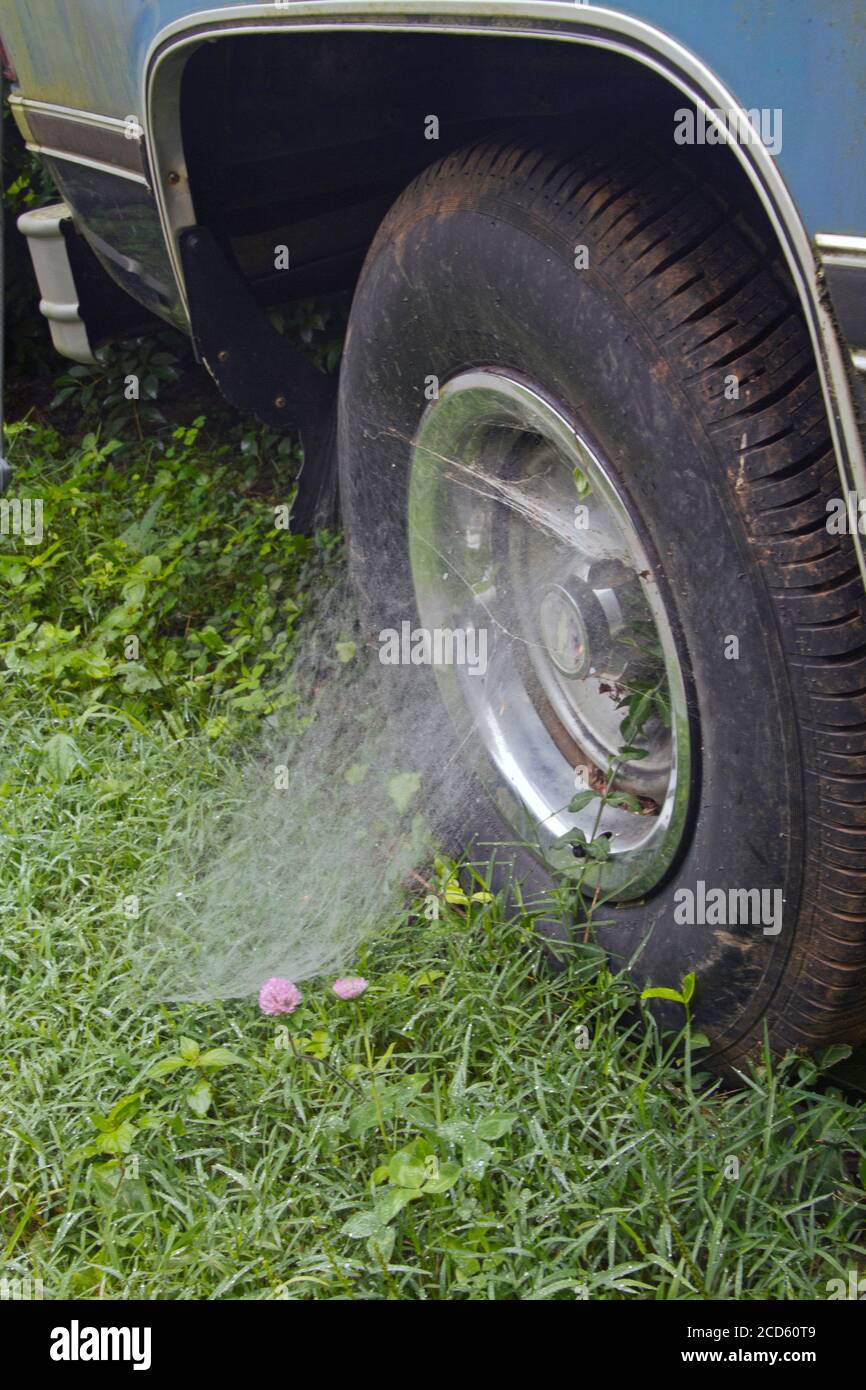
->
[[407, 370, 692, 900]]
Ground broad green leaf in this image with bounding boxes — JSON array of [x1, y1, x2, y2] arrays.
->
[[411, 970, 445, 989], [605, 791, 643, 814], [476, 1114, 516, 1141], [387, 770, 421, 814], [187, 1080, 213, 1117], [119, 663, 162, 694], [341, 1210, 387, 1240], [347, 1076, 429, 1138], [444, 879, 469, 905], [376, 1187, 420, 1221], [368, 1227, 396, 1264], [43, 733, 84, 784], [149, 1056, 188, 1076], [585, 837, 611, 862], [621, 693, 654, 743], [422, 1160, 461, 1194], [136, 554, 162, 577], [199, 1048, 244, 1070], [438, 1119, 474, 1145], [463, 1134, 494, 1180], [641, 986, 685, 1004], [389, 1146, 430, 1190], [98, 1121, 137, 1156], [573, 467, 592, 498], [818, 1043, 853, 1070], [197, 626, 226, 653]]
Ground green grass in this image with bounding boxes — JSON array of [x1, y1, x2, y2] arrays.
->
[[1, 414, 865, 1301]]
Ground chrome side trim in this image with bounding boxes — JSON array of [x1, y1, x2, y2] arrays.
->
[[24, 143, 149, 186], [10, 96, 141, 130], [10, 95, 148, 184], [815, 233, 866, 256], [136, 2, 863, 589], [816, 239, 866, 274], [820, 253, 866, 273]]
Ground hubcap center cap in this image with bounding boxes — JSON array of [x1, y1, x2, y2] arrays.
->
[[540, 583, 605, 680]]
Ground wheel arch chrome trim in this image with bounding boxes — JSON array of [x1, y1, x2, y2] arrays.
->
[[139, 1, 866, 584]]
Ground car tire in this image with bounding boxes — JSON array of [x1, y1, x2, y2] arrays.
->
[[337, 137, 866, 1069]]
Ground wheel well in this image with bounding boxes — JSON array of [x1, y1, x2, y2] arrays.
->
[[178, 28, 786, 310]]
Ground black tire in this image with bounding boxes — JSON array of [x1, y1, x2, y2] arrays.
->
[[337, 137, 866, 1069]]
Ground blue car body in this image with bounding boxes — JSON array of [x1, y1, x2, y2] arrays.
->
[[3, 0, 863, 235], [2, 1, 865, 553]]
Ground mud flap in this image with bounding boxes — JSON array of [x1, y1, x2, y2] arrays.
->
[[179, 227, 339, 532]]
